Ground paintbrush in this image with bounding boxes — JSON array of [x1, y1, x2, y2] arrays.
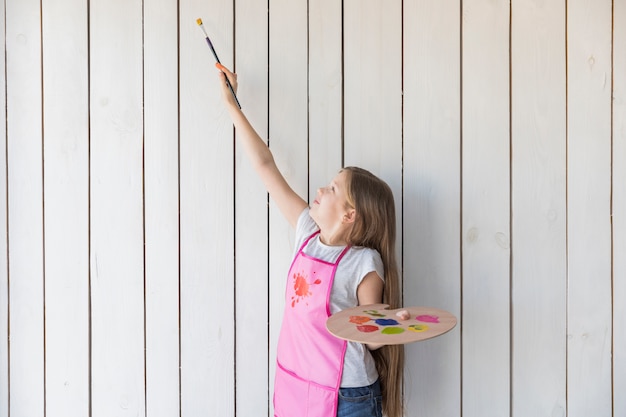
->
[[196, 18, 241, 109]]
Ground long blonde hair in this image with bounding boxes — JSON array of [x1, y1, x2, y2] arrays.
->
[[343, 166, 405, 417]]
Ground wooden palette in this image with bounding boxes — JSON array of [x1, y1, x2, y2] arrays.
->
[[326, 304, 457, 345]]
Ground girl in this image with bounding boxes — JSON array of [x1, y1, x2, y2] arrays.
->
[[215, 63, 404, 417]]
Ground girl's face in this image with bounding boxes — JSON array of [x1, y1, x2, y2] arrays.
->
[[310, 170, 353, 232]]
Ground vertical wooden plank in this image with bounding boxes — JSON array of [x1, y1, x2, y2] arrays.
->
[[343, 0, 402, 258], [6, 0, 44, 415], [267, 1, 309, 414], [144, 0, 180, 416], [0, 0, 8, 415], [309, 0, 343, 196], [511, 1, 567, 416], [614, 0, 626, 414], [89, 0, 145, 415], [179, 0, 235, 414], [234, 0, 270, 415], [566, 1, 613, 416], [343, 5, 403, 413], [41, 0, 90, 415], [402, 1, 461, 416], [461, 1, 511, 416]]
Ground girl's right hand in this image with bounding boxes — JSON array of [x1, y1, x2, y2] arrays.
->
[[215, 63, 238, 107]]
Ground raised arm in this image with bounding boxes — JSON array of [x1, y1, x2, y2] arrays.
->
[[216, 64, 307, 228]]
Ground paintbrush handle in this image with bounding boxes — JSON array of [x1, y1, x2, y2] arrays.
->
[[225, 77, 241, 109], [204, 37, 241, 109], [204, 37, 220, 63]]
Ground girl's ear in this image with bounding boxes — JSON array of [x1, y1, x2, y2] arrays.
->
[[343, 209, 356, 224]]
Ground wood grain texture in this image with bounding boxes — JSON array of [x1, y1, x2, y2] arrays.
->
[[511, 1, 567, 416], [343, 0, 403, 174], [566, 1, 613, 416], [309, 0, 343, 196], [343, 0, 403, 277], [327, 304, 457, 345], [42, 0, 90, 415], [267, 1, 309, 415], [0, 0, 8, 414], [461, 1, 511, 415], [403, 1, 462, 415], [89, 0, 145, 415], [6, 0, 45, 415], [234, 0, 270, 414], [179, 0, 235, 415], [613, 1, 626, 415], [144, 0, 181, 415]]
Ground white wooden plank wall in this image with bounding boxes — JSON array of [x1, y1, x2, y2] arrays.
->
[[234, 0, 269, 415], [90, 1, 145, 416], [0, 0, 8, 414], [6, 1, 45, 417], [0, 1, 624, 416], [267, 1, 309, 412], [144, 0, 179, 415], [567, 1, 613, 416], [179, 0, 235, 415], [403, 1, 461, 415], [462, 1, 511, 415], [42, 0, 90, 416], [614, 2, 626, 416], [511, 1, 566, 416]]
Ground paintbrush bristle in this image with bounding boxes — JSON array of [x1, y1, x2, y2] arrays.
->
[[196, 18, 209, 37]]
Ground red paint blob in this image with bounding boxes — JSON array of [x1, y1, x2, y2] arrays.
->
[[294, 273, 311, 297], [356, 325, 379, 333]]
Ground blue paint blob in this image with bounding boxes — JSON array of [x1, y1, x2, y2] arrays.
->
[[374, 318, 399, 326]]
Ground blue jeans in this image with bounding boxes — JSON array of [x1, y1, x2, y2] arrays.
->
[[337, 379, 383, 417]]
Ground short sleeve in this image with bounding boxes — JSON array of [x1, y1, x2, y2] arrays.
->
[[354, 247, 384, 286]]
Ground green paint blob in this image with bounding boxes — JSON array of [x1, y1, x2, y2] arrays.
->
[[363, 310, 386, 317], [381, 327, 404, 335]]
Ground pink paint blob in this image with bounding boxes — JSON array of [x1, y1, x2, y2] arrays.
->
[[416, 314, 439, 323]]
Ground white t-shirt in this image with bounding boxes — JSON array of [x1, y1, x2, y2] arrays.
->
[[293, 208, 384, 388]]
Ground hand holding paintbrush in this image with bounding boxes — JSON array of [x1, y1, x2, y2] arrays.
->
[[196, 18, 241, 109], [214, 63, 240, 110]]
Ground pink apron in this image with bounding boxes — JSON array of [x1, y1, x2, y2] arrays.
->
[[274, 231, 351, 417]]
